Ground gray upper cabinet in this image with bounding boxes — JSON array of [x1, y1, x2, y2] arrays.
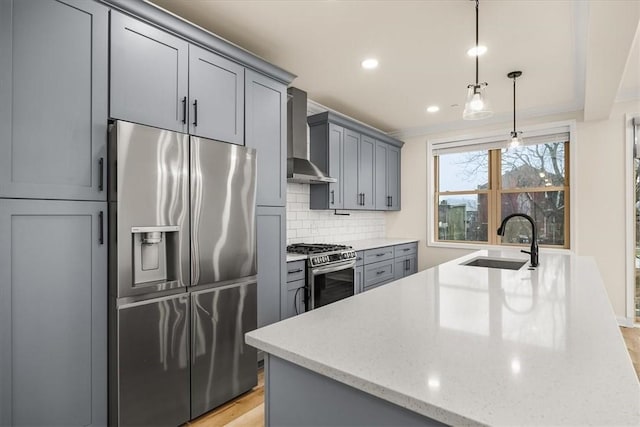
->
[[190, 45, 244, 144], [309, 123, 344, 209], [0, 0, 108, 201], [343, 129, 361, 209], [245, 69, 287, 206], [110, 10, 189, 133], [375, 142, 401, 211], [256, 206, 286, 328], [359, 135, 375, 210], [307, 112, 403, 212], [0, 199, 107, 426], [344, 131, 374, 210], [387, 145, 400, 210]]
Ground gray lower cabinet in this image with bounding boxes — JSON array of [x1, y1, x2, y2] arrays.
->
[[189, 44, 244, 144], [394, 255, 418, 279], [282, 260, 306, 320], [245, 70, 287, 206], [0, 0, 108, 201], [110, 10, 189, 133], [0, 199, 107, 426], [364, 259, 395, 290], [256, 206, 286, 327]]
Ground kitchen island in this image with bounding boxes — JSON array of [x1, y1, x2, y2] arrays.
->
[[246, 250, 640, 426]]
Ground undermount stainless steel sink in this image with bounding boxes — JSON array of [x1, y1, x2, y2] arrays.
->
[[462, 257, 528, 270]]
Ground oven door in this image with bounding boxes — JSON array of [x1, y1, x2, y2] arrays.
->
[[309, 261, 356, 310]]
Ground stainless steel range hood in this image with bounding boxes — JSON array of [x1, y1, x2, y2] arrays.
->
[[287, 87, 336, 184]]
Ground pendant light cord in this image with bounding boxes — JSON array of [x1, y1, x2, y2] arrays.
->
[[475, 0, 479, 85], [513, 76, 516, 133]]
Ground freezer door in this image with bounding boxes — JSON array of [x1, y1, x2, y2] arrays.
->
[[191, 280, 258, 418], [190, 138, 257, 286], [116, 293, 190, 426], [109, 121, 190, 298]]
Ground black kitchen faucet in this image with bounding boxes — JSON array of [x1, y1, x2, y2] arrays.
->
[[497, 213, 539, 267]]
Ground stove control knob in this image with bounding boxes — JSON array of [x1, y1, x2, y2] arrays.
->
[[324, 255, 329, 263]]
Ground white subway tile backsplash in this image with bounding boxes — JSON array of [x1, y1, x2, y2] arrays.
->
[[286, 183, 386, 245]]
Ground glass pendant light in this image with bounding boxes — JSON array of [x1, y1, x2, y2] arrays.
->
[[463, 0, 493, 120], [507, 70, 523, 147]]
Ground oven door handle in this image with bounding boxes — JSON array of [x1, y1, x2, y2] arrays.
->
[[311, 260, 356, 275]]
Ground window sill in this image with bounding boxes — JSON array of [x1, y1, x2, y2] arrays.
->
[[427, 240, 573, 254]]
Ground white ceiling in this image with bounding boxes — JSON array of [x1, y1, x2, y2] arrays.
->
[[148, 0, 640, 135]]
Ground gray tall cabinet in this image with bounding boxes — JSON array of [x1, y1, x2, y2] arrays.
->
[[0, 0, 108, 425], [245, 70, 288, 329], [0, 0, 294, 424]]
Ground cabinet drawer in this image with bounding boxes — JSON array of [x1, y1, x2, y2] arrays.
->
[[286, 260, 306, 283], [364, 259, 394, 288], [394, 242, 417, 257], [363, 246, 394, 265], [355, 251, 364, 267]]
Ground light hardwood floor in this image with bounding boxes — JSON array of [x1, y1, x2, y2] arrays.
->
[[186, 370, 264, 427], [186, 328, 640, 426]]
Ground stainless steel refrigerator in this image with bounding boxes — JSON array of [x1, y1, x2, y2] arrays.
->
[[107, 121, 258, 426]]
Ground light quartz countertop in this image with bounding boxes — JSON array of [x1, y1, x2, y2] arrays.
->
[[286, 237, 419, 262], [247, 249, 640, 426]]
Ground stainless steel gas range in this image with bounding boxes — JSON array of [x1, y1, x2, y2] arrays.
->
[[287, 243, 357, 310]]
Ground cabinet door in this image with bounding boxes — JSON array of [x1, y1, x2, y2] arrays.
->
[[359, 135, 376, 210], [407, 254, 418, 276], [343, 129, 360, 209], [0, 199, 107, 426], [375, 142, 388, 210], [328, 124, 344, 209], [0, 0, 108, 201], [190, 45, 244, 144], [245, 69, 286, 206], [110, 11, 188, 133], [281, 279, 306, 320], [394, 256, 407, 280], [191, 281, 257, 418], [256, 206, 286, 327], [387, 145, 401, 211]]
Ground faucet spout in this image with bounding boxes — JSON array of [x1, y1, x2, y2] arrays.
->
[[497, 213, 539, 267]]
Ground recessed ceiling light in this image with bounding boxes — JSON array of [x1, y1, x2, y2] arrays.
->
[[426, 105, 440, 113], [467, 45, 487, 57], [361, 58, 379, 70]]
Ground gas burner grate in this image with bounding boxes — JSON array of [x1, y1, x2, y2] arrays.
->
[[287, 243, 352, 255]]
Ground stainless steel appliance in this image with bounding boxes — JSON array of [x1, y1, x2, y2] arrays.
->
[[287, 244, 357, 310], [108, 121, 258, 426]]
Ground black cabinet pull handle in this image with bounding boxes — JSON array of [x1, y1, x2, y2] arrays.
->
[[193, 99, 198, 126], [376, 270, 384, 275], [362, 193, 365, 206], [330, 190, 335, 204], [181, 96, 187, 124], [288, 269, 303, 274], [98, 211, 104, 245], [376, 253, 385, 257], [403, 248, 410, 252], [98, 158, 104, 191], [390, 195, 393, 207], [405, 259, 409, 271]]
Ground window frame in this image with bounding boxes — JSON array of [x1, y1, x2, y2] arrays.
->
[[427, 120, 577, 251]]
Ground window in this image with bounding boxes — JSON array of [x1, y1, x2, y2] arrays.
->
[[433, 129, 570, 248]]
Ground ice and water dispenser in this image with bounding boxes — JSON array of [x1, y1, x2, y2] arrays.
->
[[131, 226, 180, 286]]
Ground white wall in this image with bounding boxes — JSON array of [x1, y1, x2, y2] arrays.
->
[[386, 100, 640, 318], [286, 183, 386, 244]]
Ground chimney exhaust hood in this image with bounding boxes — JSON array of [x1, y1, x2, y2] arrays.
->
[[287, 87, 336, 184]]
